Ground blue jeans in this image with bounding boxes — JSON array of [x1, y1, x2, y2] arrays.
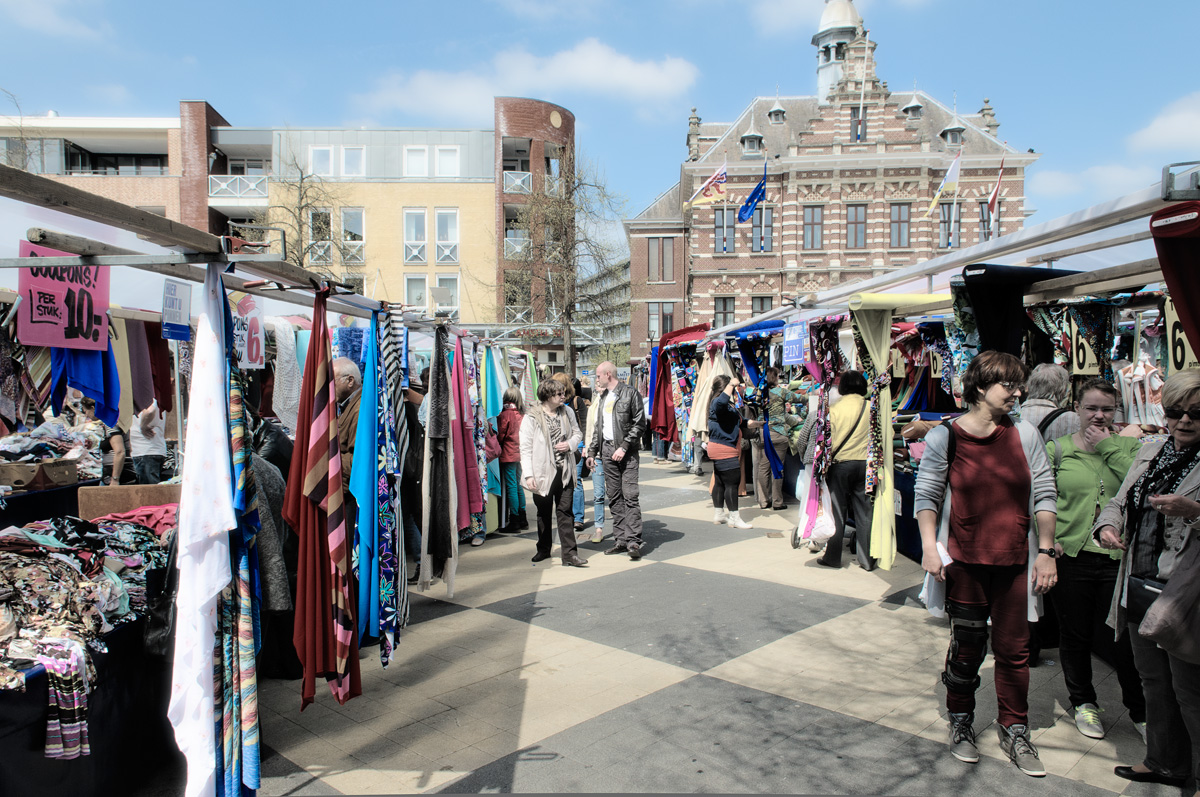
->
[[653, 435, 668, 459], [572, 456, 606, 526]]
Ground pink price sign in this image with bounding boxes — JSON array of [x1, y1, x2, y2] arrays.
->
[[16, 241, 110, 351]]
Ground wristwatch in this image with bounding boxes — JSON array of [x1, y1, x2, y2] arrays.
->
[[1037, 547, 1058, 558]]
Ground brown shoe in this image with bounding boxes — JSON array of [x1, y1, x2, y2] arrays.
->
[[562, 555, 589, 568]]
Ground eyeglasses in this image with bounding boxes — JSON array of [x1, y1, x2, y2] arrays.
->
[[1079, 405, 1117, 414], [1164, 407, 1200, 421], [998, 381, 1026, 393]]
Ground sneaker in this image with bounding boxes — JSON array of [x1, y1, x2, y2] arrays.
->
[[998, 724, 1046, 777], [1133, 720, 1147, 744], [947, 712, 979, 763], [590, 526, 604, 544], [1073, 703, 1104, 739]]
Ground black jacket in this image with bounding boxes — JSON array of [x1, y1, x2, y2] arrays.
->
[[587, 381, 646, 457]]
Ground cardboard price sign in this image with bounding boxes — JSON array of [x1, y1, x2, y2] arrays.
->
[[1166, 297, 1200, 372], [230, 292, 265, 370], [1067, 317, 1100, 375], [16, 241, 110, 351]]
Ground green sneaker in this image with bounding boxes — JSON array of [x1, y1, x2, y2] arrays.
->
[[1073, 703, 1105, 739]]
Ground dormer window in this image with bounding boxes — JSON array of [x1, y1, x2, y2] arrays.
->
[[940, 119, 966, 146], [743, 136, 762, 154], [768, 100, 786, 125], [945, 130, 962, 145], [906, 106, 923, 120]]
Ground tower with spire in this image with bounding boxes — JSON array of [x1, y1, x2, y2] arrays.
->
[[813, 0, 864, 103]]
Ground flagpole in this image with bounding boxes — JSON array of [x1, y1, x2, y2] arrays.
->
[[952, 175, 961, 249]]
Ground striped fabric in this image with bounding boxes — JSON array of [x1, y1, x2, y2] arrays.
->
[[300, 291, 359, 704]]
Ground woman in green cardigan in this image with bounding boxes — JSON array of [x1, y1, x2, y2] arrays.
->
[[1049, 377, 1146, 742]]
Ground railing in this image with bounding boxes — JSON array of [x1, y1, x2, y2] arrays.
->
[[503, 171, 532, 194], [208, 175, 268, 198], [505, 305, 532, 323], [436, 243, 458, 264], [342, 241, 365, 265], [404, 243, 426, 264], [545, 174, 562, 196], [504, 237, 530, 259], [309, 241, 333, 265], [67, 166, 168, 176]]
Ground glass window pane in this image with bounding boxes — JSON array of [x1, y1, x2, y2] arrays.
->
[[405, 210, 425, 242], [342, 147, 364, 176], [648, 238, 659, 280], [405, 147, 427, 177], [436, 210, 457, 242], [437, 147, 459, 177], [437, 275, 458, 306], [341, 208, 364, 242], [663, 238, 673, 281], [310, 210, 331, 240], [406, 277, 425, 306], [311, 148, 331, 175]]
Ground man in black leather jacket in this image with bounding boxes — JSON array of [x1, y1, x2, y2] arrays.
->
[[586, 361, 648, 559]]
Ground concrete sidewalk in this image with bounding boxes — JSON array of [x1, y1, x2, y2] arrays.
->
[[255, 460, 1168, 796]]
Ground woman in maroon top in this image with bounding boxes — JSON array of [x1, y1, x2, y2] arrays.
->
[[915, 351, 1058, 777], [497, 387, 528, 532]]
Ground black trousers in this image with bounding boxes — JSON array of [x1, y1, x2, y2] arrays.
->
[[1052, 551, 1145, 719], [532, 470, 578, 561], [822, 459, 874, 569], [711, 461, 740, 512]]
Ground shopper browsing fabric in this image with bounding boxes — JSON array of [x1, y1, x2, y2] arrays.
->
[[915, 351, 1058, 777], [708, 375, 752, 529], [496, 387, 529, 534], [1021, 363, 1082, 441], [1094, 368, 1200, 791], [130, 398, 167, 484], [77, 396, 129, 486], [1047, 377, 1146, 741], [818, 371, 875, 570], [519, 378, 588, 567], [748, 366, 806, 511]]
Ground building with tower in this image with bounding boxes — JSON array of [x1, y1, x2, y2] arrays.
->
[[624, 0, 1038, 358]]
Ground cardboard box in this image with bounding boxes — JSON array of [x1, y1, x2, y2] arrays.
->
[[0, 459, 78, 493]]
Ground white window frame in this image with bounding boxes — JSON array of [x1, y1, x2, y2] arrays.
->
[[341, 146, 365, 177], [341, 207, 365, 264], [405, 275, 427, 309], [309, 146, 333, 177], [435, 208, 459, 264], [404, 146, 428, 177], [308, 207, 332, 264], [404, 208, 427, 264], [435, 146, 460, 178], [435, 274, 459, 318]]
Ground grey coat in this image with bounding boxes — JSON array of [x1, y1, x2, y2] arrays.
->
[[913, 419, 1057, 620], [1091, 439, 1200, 640]]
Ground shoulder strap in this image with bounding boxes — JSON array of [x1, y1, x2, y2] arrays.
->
[[945, 420, 957, 469], [830, 398, 868, 461], [1037, 407, 1070, 437]]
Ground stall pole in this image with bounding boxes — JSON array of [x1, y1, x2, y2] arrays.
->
[[172, 339, 185, 472]]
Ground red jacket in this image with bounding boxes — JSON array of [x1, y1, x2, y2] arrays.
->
[[497, 406, 523, 463]]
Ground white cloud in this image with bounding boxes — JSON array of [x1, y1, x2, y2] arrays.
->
[[1128, 90, 1200, 154], [0, 0, 111, 39], [89, 83, 132, 105], [356, 38, 698, 124], [1030, 164, 1156, 199]]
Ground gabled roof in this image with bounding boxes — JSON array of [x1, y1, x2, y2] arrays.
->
[[696, 96, 823, 164], [631, 181, 681, 222]]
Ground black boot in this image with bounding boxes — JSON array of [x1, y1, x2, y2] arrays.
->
[[518, 509, 530, 529]]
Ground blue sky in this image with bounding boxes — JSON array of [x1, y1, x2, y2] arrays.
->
[[1, 0, 1198, 232]]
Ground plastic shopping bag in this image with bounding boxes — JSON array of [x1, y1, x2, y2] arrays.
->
[[792, 467, 836, 548]]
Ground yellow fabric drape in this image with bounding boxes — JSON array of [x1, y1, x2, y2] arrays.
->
[[848, 293, 951, 571]]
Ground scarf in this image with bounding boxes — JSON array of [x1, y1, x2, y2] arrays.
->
[[1128, 441, 1200, 577]]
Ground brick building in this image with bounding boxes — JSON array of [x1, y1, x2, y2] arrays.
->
[[624, 0, 1038, 358]]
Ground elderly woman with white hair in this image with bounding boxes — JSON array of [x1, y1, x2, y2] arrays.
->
[[1095, 368, 1200, 791], [1022, 363, 1082, 442]]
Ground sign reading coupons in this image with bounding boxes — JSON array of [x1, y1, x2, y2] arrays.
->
[[160, 279, 192, 341], [782, 322, 808, 365], [230, 292, 265, 370], [16, 241, 110, 351]]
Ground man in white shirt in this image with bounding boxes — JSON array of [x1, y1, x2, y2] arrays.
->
[[130, 399, 168, 484]]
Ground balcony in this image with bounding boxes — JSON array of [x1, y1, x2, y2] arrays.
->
[[503, 171, 532, 194], [309, 241, 333, 265], [209, 175, 268, 198], [504, 237, 530, 260], [404, 243, 426, 264], [342, 241, 365, 265], [436, 243, 459, 265], [545, 174, 563, 196]]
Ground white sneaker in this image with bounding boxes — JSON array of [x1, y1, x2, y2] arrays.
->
[[1073, 703, 1104, 739], [713, 508, 728, 524], [590, 526, 604, 544], [726, 511, 753, 529], [1133, 720, 1147, 744]]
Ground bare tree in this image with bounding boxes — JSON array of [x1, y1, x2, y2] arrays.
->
[[0, 89, 44, 172], [502, 150, 628, 377]]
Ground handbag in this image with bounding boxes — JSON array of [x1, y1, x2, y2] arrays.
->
[[1125, 575, 1165, 627], [143, 532, 179, 658]]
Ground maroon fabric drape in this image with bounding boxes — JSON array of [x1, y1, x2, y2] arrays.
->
[[1151, 201, 1200, 359], [142, 321, 174, 413], [283, 290, 361, 710], [124, 320, 155, 414], [650, 323, 710, 441]]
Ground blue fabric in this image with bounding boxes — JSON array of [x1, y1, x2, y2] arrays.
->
[[737, 162, 768, 223], [731, 319, 786, 340], [737, 338, 785, 479], [295, 330, 311, 377], [350, 314, 381, 640], [50, 340, 122, 427], [648, 346, 659, 419]]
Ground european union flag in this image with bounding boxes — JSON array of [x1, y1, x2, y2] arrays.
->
[[738, 162, 767, 223]]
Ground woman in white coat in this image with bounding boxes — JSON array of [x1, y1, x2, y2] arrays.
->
[[520, 378, 589, 567]]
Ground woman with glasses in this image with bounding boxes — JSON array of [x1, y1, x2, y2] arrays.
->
[[1095, 368, 1200, 791], [1047, 378, 1146, 741], [915, 351, 1058, 777], [519, 378, 589, 567]]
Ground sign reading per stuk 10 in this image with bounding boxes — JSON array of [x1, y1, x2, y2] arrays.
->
[[782, 322, 808, 365], [231, 293, 266, 370], [16, 241, 110, 351]]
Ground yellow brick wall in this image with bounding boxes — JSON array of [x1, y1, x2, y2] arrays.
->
[[267, 180, 496, 323]]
